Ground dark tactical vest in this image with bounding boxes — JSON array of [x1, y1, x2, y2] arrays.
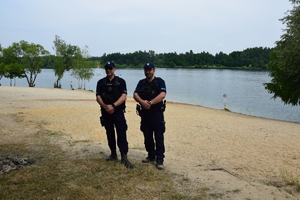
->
[[138, 77, 161, 101], [100, 76, 125, 109], [138, 77, 165, 111]]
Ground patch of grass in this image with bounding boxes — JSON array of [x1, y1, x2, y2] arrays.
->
[[0, 143, 33, 157], [280, 168, 300, 186], [209, 192, 224, 198], [38, 130, 63, 138], [47, 131, 60, 136], [70, 139, 91, 145], [178, 172, 190, 183], [226, 188, 242, 194], [0, 130, 210, 200], [232, 188, 241, 193], [37, 120, 50, 126], [169, 172, 211, 199], [296, 183, 300, 192], [0, 112, 210, 199], [168, 194, 206, 200], [279, 168, 300, 193]]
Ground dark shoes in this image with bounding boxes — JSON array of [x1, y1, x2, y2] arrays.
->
[[142, 157, 164, 170], [121, 159, 135, 168], [156, 163, 164, 170], [107, 154, 162, 169], [106, 152, 134, 168], [120, 151, 135, 168], [106, 154, 117, 161], [142, 157, 155, 163]]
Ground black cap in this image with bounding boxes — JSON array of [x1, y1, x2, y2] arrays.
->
[[105, 61, 115, 68], [144, 62, 154, 69]]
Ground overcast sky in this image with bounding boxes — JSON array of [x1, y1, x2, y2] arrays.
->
[[0, 0, 293, 57]]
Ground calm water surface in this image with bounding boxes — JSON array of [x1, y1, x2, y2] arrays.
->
[[1, 68, 300, 123]]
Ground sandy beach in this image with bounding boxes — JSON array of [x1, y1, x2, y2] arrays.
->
[[1, 86, 300, 199]]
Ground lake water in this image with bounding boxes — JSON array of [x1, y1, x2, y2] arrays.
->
[[1, 68, 300, 123]]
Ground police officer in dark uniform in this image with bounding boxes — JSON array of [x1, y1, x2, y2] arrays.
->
[[96, 61, 134, 168], [134, 62, 166, 170]]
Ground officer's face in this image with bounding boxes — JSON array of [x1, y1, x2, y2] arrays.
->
[[105, 67, 116, 78], [144, 67, 155, 79]]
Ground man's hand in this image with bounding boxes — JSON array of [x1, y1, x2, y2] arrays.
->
[[141, 100, 151, 110], [105, 104, 115, 114]]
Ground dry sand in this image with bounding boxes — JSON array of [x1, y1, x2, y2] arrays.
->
[[1, 86, 300, 199]]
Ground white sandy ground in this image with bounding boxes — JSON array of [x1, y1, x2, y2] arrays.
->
[[1, 86, 300, 199]]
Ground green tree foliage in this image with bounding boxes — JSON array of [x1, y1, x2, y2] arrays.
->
[[72, 46, 95, 89], [100, 50, 155, 67], [0, 44, 4, 81], [1, 43, 25, 86], [1, 37, 94, 89], [264, 0, 300, 106], [52, 35, 79, 88], [1, 41, 49, 87], [93, 47, 272, 69]]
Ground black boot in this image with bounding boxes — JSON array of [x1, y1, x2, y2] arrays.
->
[[106, 150, 117, 161], [120, 151, 135, 168]]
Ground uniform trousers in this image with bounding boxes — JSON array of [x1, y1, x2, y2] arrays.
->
[[140, 110, 166, 163], [101, 109, 128, 153]]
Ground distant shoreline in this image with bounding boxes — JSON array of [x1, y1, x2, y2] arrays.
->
[[1, 86, 298, 124]]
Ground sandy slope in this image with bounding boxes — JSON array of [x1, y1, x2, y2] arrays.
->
[[1, 86, 300, 199]]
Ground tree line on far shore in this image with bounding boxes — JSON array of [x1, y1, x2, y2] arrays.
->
[[39, 47, 273, 70], [90, 47, 272, 69]]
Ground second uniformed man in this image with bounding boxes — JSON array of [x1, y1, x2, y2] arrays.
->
[[133, 62, 167, 170]]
